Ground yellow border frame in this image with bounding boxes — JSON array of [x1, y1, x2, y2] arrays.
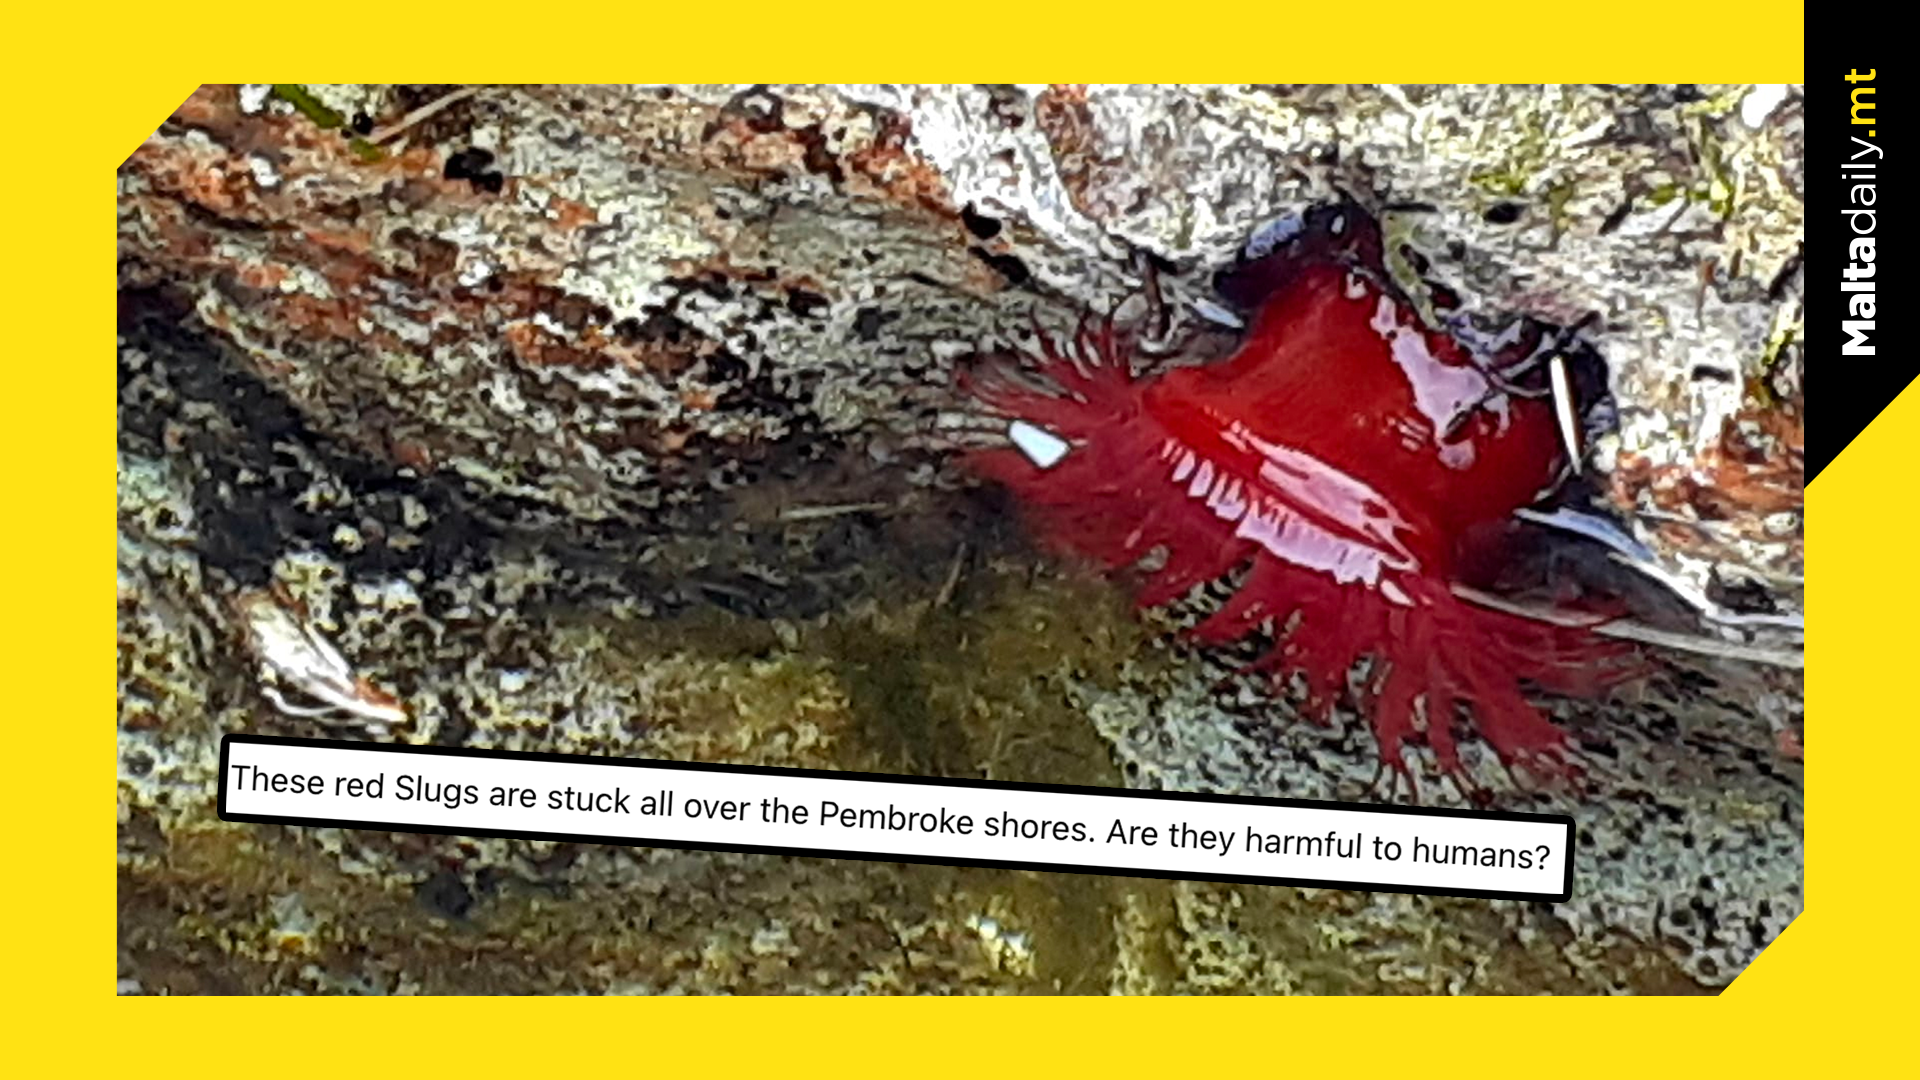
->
[[22, 1, 1876, 1070]]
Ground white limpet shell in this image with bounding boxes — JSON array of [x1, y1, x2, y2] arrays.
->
[[1008, 419, 1071, 470]]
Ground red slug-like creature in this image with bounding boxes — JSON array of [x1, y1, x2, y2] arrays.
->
[[963, 203, 1630, 789]]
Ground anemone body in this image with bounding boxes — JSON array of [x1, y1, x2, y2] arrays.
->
[[968, 256, 1623, 782]]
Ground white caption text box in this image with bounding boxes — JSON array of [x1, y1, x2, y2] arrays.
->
[[219, 735, 1574, 901]]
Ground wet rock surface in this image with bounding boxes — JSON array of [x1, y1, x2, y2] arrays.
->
[[118, 84, 1802, 994]]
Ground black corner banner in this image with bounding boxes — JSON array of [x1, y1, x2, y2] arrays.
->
[[1807, 49, 1903, 483]]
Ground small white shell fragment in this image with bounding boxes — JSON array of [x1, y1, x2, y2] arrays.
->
[[1008, 419, 1071, 470], [1549, 354, 1581, 473], [1190, 296, 1245, 329], [235, 587, 410, 728]]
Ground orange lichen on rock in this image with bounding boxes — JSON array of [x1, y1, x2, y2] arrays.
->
[[1612, 403, 1803, 527]]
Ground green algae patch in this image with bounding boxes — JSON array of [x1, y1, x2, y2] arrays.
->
[[592, 546, 1153, 788], [816, 563, 1150, 788], [271, 85, 344, 130]]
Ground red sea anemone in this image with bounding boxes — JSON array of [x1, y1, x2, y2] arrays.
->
[[962, 203, 1632, 791]]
